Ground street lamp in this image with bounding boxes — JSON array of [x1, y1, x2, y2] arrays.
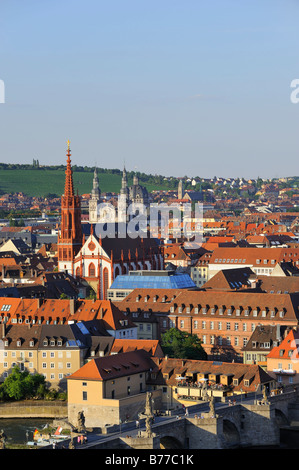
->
[[240, 388, 243, 404]]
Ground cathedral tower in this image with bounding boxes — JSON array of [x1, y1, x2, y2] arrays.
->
[[89, 167, 101, 223]]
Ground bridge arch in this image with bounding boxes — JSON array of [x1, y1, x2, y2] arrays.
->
[[160, 436, 184, 449], [275, 408, 289, 426], [222, 419, 241, 448]]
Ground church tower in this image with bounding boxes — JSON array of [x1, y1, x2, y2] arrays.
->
[[118, 166, 129, 222], [89, 167, 101, 223], [58, 141, 82, 274]]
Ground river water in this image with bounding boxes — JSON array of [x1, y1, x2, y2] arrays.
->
[[0, 418, 52, 446]]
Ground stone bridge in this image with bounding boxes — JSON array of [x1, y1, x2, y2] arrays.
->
[[79, 389, 299, 449]]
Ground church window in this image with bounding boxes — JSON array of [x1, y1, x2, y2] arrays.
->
[[89, 263, 95, 277]]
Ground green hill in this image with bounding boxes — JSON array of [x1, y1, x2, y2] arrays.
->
[[0, 166, 177, 197]]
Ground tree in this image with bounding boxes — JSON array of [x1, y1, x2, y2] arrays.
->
[[161, 328, 207, 360], [0, 366, 46, 401]]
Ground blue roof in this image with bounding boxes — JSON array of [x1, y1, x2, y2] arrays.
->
[[110, 273, 196, 290]]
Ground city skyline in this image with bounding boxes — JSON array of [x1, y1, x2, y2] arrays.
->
[[0, 0, 299, 180]]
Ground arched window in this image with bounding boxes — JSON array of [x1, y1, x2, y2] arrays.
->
[[89, 263, 95, 277], [103, 267, 109, 300], [114, 266, 120, 278], [75, 267, 80, 278]]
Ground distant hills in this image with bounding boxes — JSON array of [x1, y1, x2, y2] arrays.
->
[[0, 164, 178, 197]]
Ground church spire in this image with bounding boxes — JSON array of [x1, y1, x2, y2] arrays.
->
[[64, 140, 74, 197], [91, 166, 101, 199]]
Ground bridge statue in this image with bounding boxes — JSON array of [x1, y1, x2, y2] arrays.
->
[[0, 430, 7, 449], [139, 392, 156, 438], [77, 410, 86, 433], [208, 394, 216, 418], [261, 386, 270, 405]]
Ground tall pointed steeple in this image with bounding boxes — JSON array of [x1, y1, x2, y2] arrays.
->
[[121, 165, 128, 191], [58, 141, 82, 275], [64, 140, 75, 197], [91, 166, 101, 199]]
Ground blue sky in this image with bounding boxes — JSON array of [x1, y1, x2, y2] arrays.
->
[[0, 0, 299, 179]]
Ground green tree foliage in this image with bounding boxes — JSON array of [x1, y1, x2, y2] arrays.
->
[[0, 366, 46, 401], [161, 328, 207, 360]]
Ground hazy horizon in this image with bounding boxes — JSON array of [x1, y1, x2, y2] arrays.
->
[[0, 0, 299, 180]]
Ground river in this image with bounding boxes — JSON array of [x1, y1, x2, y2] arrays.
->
[[0, 418, 53, 446]]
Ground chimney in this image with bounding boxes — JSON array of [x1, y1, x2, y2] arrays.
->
[[276, 324, 281, 341], [69, 299, 75, 315], [1, 322, 5, 339]]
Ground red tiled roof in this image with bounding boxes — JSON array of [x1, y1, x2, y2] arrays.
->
[[68, 349, 153, 381]]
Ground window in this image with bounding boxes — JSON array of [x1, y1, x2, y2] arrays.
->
[[66, 363, 71, 368], [42, 363, 47, 369], [234, 323, 239, 331], [88, 263, 96, 277], [226, 322, 231, 330], [83, 391, 88, 401], [194, 320, 198, 329], [180, 320, 184, 328]]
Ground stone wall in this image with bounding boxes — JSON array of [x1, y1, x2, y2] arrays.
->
[[186, 416, 224, 449], [0, 400, 67, 418]]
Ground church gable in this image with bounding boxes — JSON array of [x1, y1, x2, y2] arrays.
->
[[77, 234, 110, 260]]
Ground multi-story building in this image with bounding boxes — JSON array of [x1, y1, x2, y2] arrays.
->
[[67, 349, 160, 428], [0, 322, 89, 389], [207, 247, 299, 281], [116, 288, 299, 362]]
